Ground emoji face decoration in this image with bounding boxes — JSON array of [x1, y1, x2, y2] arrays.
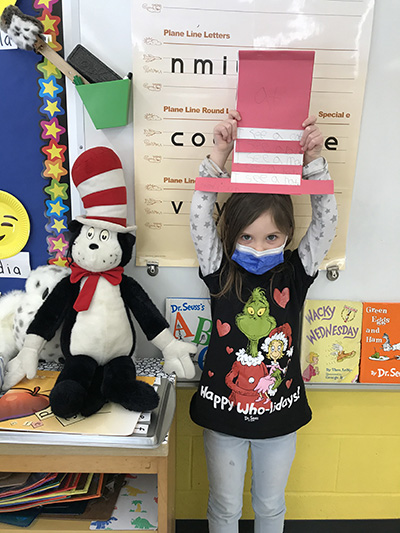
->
[[0, 191, 30, 260]]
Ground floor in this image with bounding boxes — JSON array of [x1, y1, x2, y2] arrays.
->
[[176, 519, 400, 532]]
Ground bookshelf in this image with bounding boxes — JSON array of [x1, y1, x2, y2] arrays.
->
[[0, 416, 176, 533]]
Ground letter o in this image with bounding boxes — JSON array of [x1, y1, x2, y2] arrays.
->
[[191, 132, 206, 147]]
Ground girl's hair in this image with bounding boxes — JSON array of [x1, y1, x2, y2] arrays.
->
[[216, 193, 295, 300]]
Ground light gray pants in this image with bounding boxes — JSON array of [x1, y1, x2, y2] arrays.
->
[[204, 429, 296, 533]]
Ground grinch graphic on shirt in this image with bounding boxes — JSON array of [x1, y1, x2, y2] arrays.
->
[[225, 288, 293, 412]]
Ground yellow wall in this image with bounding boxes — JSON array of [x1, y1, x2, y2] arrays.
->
[[176, 387, 400, 520]]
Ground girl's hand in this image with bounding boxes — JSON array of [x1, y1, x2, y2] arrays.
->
[[300, 116, 323, 165], [210, 109, 241, 169]]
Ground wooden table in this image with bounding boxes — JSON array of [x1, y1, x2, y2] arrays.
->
[[0, 417, 176, 533]]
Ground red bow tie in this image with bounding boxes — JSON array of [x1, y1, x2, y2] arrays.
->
[[70, 262, 124, 312]]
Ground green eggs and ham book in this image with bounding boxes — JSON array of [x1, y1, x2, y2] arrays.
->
[[359, 302, 400, 383], [300, 300, 362, 383]]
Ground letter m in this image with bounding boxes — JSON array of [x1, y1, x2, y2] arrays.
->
[[194, 58, 213, 74]]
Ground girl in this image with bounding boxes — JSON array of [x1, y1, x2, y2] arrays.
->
[[189, 110, 337, 533]]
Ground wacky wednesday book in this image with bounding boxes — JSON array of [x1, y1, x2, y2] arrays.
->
[[300, 300, 362, 383]]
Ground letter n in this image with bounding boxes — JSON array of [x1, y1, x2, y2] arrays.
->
[[171, 58, 184, 73]]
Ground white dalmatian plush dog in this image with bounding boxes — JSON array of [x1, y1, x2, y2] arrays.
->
[[0, 265, 70, 384]]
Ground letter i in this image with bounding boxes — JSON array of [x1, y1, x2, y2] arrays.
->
[[222, 55, 227, 75]]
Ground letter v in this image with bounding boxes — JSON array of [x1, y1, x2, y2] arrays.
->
[[171, 201, 183, 214]]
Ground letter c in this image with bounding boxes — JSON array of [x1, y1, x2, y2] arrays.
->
[[171, 132, 184, 146]]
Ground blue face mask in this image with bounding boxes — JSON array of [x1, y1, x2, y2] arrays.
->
[[231, 240, 286, 275]]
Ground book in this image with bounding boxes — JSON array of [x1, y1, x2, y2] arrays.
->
[[50, 474, 126, 520], [300, 299, 363, 383], [0, 473, 104, 513], [359, 302, 400, 383], [165, 297, 211, 381], [0, 371, 156, 436], [0, 473, 30, 490], [0, 473, 57, 500]]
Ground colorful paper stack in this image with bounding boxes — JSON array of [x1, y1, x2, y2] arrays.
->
[[0, 472, 104, 514]]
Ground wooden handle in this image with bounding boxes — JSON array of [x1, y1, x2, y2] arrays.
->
[[34, 37, 89, 84]]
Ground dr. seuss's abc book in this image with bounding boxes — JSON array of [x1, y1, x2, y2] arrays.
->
[[300, 300, 362, 383], [359, 303, 400, 384], [165, 297, 211, 381]]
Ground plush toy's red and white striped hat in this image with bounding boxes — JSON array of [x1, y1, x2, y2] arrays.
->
[[71, 146, 136, 233]]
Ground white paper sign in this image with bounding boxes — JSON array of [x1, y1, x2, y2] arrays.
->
[[0, 251, 31, 282], [0, 30, 17, 50]]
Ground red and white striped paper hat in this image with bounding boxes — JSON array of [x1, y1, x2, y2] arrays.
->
[[71, 146, 136, 233]]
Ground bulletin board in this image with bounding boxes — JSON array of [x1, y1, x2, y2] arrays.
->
[[132, 0, 375, 269], [0, 0, 71, 294]]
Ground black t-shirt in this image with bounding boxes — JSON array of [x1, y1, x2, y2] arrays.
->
[[190, 249, 316, 439]]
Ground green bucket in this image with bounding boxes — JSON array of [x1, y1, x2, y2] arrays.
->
[[76, 78, 131, 129]]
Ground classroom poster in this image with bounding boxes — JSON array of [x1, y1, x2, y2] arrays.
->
[[132, 0, 375, 268]]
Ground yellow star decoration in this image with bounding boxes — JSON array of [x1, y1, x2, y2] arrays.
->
[[41, 14, 57, 33], [51, 219, 67, 233], [51, 257, 68, 267], [35, 0, 54, 10], [38, 59, 61, 80], [44, 99, 61, 117], [45, 160, 67, 182], [47, 38, 61, 52], [43, 121, 62, 140], [41, 79, 58, 98], [49, 200, 64, 216], [45, 143, 64, 160], [46, 180, 68, 199], [51, 236, 67, 253]]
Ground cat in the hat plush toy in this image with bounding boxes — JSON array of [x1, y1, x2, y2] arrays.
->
[[3, 147, 196, 418]]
